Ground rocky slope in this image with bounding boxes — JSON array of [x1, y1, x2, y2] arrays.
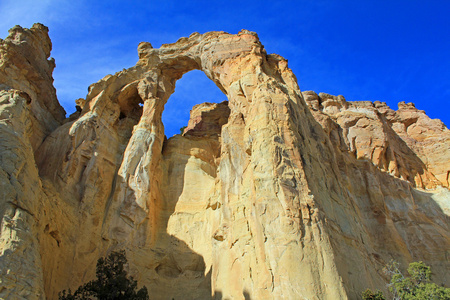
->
[[0, 24, 449, 299]]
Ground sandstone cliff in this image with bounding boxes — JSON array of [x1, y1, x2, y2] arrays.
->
[[0, 24, 449, 300]]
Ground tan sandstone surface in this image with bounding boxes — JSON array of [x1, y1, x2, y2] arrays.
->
[[0, 24, 449, 299]]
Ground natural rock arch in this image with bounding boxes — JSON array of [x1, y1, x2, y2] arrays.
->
[[36, 29, 335, 299], [77, 29, 348, 299]]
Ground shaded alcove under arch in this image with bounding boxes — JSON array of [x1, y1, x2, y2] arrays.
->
[[162, 69, 228, 137], [148, 69, 231, 299]]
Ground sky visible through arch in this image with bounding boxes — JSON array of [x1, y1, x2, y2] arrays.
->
[[0, 0, 449, 136], [163, 70, 226, 137]]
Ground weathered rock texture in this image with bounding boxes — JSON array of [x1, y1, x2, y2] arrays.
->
[[1, 24, 449, 299]]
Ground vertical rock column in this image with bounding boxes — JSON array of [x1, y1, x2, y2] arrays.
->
[[110, 78, 167, 246], [195, 32, 348, 299], [0, 23, 65, 299], [0, 90, 45, 299], [102, 64, 188, 247]]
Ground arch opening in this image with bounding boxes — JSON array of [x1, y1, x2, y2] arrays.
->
[[117, 83, 144, 122], [162, 70, 228, 138], [155, 69, 229, 297]]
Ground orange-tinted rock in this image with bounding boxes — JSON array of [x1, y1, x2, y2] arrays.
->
[[183, 101, 230, 136]]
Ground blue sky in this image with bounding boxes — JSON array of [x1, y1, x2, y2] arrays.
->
[[1, 0, 449, 137]]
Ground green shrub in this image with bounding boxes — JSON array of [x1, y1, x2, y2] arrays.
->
[[59, 250, 148, 300], [362, 261, 450, 300], [362, 288, 385, 299]]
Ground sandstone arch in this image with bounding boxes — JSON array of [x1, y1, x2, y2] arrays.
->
[[33, 29, 349, 299]]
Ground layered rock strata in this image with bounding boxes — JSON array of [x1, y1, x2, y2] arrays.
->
[[0, 24, 449, 299]]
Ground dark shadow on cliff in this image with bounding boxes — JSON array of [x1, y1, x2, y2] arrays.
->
[[210, 290, 251, 299], [148, 102, 229, 299], [50, 104, 225, 299], [285, 96, 450, 299]]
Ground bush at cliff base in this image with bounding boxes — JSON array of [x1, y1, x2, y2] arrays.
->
[[59, 250, 149, 300], [362, 261, 450, 300]]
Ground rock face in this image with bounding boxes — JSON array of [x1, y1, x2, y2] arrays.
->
[[0, 25, 449, 300]]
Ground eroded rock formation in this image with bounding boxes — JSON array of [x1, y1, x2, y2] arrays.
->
[[1, 24, 449, 299]]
